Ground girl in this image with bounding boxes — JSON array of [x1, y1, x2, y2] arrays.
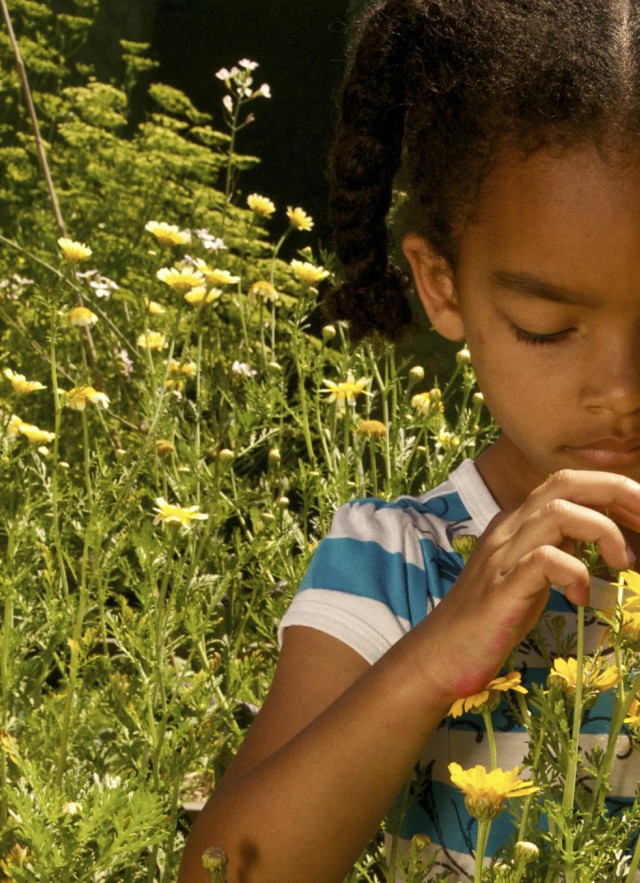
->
[[180, 1, 640, 879]]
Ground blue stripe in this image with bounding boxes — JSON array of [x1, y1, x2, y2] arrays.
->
[[299, 537, 427, 623], [347, 491, 472, 523]]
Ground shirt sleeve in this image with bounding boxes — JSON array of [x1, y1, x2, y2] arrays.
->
[[278, 497, 429, 664]]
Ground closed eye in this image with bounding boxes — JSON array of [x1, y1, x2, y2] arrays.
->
[[511, 324, 574, 346]]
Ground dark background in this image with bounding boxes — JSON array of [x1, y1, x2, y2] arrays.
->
[[153, 1, 355, 249]]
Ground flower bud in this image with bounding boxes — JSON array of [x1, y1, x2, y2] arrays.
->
[[218, 448, 235, 462], [456, 347, 471, 364], [322, 324, 336, 342], [473, 391, 485, 406], [156, 439, 174, 456], [268, 448, 281, 462], [514, 841, 540, 863], [276, 496, 290, 508], [451, 535, 478, 564], [202, 846, 228, 874], [409, 365, 425, 381], [410, 833, 431, 851]]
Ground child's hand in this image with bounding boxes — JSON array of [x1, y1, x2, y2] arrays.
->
[[416, 469, 640, 700]]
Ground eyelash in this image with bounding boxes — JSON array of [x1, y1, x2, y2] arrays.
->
[[511, 325, 573, 346]]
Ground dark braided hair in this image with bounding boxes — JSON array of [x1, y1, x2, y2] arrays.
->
[[325, 0, 640, 342]]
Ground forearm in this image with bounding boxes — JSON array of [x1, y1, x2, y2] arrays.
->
[[179, 621, 454, 883]]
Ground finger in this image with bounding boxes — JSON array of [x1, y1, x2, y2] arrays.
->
[[504, 498, 634, 572], [523, 470, 640, 531], [508, 545, 591, 608]]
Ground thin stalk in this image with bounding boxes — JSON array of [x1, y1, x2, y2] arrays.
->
[[561, 605, 586, 882], [517, 710, 547, 842], [55, 525, 92, 787], [0, 0, 66, 236], [474, 817, 491, 883], [195, 310, 205, 504], [385, 780, 412, 883], [0, 531, 15, 826], [369, 437, 379, 496], [624, 829, 640, 883], [371, 354, 392, 485], [49, 306, 70, 599], [482, 707, 498, 770]]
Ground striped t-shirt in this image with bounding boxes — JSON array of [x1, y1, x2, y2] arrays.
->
[[278, 459, 640, 880]]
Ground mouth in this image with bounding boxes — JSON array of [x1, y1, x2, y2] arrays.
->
[[565, 439, 640, 467]]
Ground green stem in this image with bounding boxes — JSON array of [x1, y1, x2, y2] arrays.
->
[[49, 305, 70, 599], [482, 707, 498, 770], [624, 828, 640, 883], [517, 709, 547, 842], [0, 531, 15, 826], [0, 0, 66, 236], [55, 524, 92, 787], [369, 436, 378, 496], [474, 817, 491, 883], [562, 605, 585, 882], [562, 606, 585, 815], [385, 780, 412, 883]]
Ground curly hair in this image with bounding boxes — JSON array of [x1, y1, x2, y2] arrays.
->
[[324, 0, 640, 342]]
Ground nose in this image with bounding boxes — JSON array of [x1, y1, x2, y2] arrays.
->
[[581, 336, 640, 418]]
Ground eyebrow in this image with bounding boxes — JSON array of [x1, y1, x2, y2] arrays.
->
[[490, 270, 600, 306]]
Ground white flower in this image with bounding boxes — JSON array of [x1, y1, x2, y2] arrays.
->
[[196, 230, 226, 252], [239, 59, 259, 71], [232, 360, 257, 378], [253, 84, 271, 99], [222, 95, 233, 114]]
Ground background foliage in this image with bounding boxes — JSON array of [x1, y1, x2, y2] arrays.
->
[[0, 2, 492, 880]]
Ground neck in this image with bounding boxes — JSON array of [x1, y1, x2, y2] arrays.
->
[[474, 435, 545, 510]]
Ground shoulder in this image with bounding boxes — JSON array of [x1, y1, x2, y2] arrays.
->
[[326, 459, 484, 550]]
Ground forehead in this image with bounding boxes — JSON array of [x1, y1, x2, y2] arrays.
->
[[458, 145, 640, 292]]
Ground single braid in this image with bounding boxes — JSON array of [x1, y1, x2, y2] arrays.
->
[[325, 0, 416, 343]]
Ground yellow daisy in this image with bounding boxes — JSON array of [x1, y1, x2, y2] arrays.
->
[[184, 287, 222, 306], [286, 206, 314, 231], [152, 497, 208, 528], [290, 259, 330, 286], [412, 390, 445, 417], [58, 238, 92, 263], [548, 657, 620, 699], [356, 419, 387, 439], [146, 300, 167, 315], [144, 220, 191, 246], [192, 260, 240, 286], [17, 423, 55, 444], [67, 306, 99, 327], [137, 331, 167, 351], [249, 280, 279, 303], [3, 368, 46, 395], [448, 762, 538, 820], [63, 386, 110, 411], [156, 267, 205, 293], [247, 194, 276, 217], [624, 696, 640, 728], [449, 672, 527, 718], [322, 373, 371, 414]]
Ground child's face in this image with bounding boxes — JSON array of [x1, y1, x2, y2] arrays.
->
[[413, 144, 640, 502]]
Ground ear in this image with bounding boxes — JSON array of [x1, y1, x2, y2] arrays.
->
[[402, 233, 465, 341]]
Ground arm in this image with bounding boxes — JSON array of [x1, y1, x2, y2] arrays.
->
[[179, 470, 640, 883]]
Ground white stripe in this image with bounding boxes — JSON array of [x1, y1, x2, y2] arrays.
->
[[278, 590, 411, 664], [330, 501, 427, 570]]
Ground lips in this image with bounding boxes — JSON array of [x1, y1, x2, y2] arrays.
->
[[565, 438, 640, 467]]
